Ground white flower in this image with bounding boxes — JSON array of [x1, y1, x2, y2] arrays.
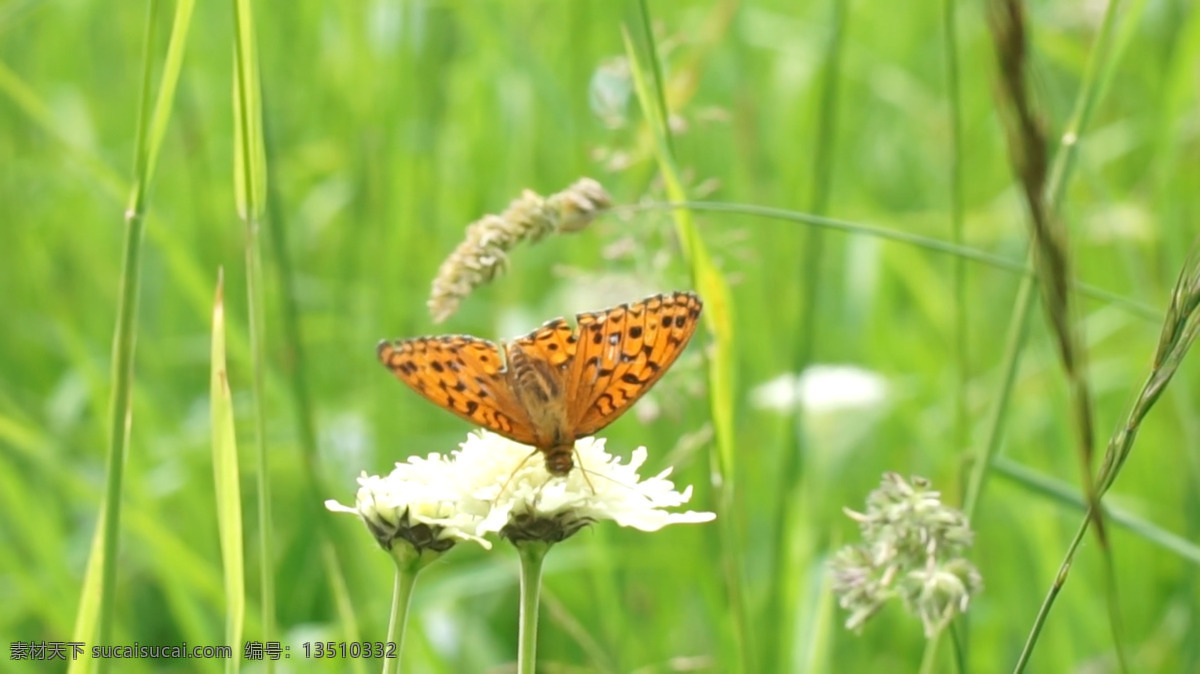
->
[[752, 364, 889, 463], [325, 452, 492, 554], [448, 431, 715, 542], [752, 364, 888, 413], [329, 431, 715, 551]]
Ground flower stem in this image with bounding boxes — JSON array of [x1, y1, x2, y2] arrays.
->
[[383, 562, 420, 674], [516, 541, 551, 674], [918, 628, 943, 674]]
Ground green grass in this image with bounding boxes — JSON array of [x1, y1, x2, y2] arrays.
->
[[3, 1, 1199, 672]]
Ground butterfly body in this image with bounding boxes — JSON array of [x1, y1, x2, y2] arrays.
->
[[505, 342, 575, 473], [378, 291, 703, 477]]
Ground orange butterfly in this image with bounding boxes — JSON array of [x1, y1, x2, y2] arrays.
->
[[378, 291, 703, 476]]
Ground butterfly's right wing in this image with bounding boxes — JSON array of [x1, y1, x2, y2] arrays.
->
[[377, 336, 539, 446], [567, 291, 703, 436]]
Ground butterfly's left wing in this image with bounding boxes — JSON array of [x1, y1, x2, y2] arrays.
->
[[377, 335, 540, 446], [567, 291, 703, 436]]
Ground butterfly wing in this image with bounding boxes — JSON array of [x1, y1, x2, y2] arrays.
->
[[377, 335, 540, 445], [507, 317, 578, 370], [567, 291, 703, 436]]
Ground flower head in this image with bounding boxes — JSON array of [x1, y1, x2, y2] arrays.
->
[[751, 364, 888, 415], [325, 453, 492, 566], [449, 431, 715, 544], [752, 365, 889, 463], [830, 473, 982, 637], [329, 430, 713, 556]]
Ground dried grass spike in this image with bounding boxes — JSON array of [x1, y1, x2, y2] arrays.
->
[[426, 178, 613, 323], [500, 190, 555, 242], [551, 178, 613, 233]]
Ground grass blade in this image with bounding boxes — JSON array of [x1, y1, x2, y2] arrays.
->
[[980, 0, 1137, 669], [623, 17, 749, 673], [211, 269, 245, 673], [69, 2, 193, 670], [993, 457, 1200, 564], [768, 0, 847, 669], [260, 110, 365, 666], [623, 200, 1159, 321], [230, 0, 275, 658]]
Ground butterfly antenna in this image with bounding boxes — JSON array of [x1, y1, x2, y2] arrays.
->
[[494, 447, 542, 506], [576, 464, 656, 500], [572, 446, 598, 495]]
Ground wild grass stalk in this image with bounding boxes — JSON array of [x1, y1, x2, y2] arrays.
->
[[262, 114, 364, 663], [71, 2, 194, 671], [991, 457, 1200, 564], [942, 0, 969, 664], [981, 0, 1131, 670], [768, 0, 846, 670], [964, 0, 1126, 516], [942, 0, 967, 474], [621, 201, 1159, 321], [1015, 243, 1200, 671], [987, 0, 1103, 535], [625, 7, 749, 670], [230, 0, 274, 663]]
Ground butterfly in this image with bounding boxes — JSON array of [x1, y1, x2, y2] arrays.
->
[[377, 291, 703, 477]]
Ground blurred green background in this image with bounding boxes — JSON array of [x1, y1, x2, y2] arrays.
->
[[2, 0, 1199, 672]]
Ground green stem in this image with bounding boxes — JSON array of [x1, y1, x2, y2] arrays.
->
[[1005, 0, 1127, 667], [938, 0, 968, 663], [96, 1, 159, 657], [1013, 511, 1091, 673], [245, 217, 275, 660], [516, 541, 550, 674], [918, 629, 943, 674], [769, 1, 845, 666], [623, 15, 750, 672], [229, 0, 274, 658], [943, 0, 968, 468], [383, 562, 421, 674], [618, 200, 1158, 321], [962, 262, 1034, 519]]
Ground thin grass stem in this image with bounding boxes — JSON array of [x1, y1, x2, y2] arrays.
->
[[941, 0, 970, 662], [992, 457, 1200, 563], [770, 0, 845, 669], [261, 106, 363, 665], [89, 3, 161, 665], [996, 0, 1129, 667], [624, 201, 1158, 321], [624, 12, 752, 672], [230, 0, 274, 660], [943, 0, 968, 466]]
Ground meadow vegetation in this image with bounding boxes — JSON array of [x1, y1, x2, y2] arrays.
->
[[2, 0, 1198, 672]]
